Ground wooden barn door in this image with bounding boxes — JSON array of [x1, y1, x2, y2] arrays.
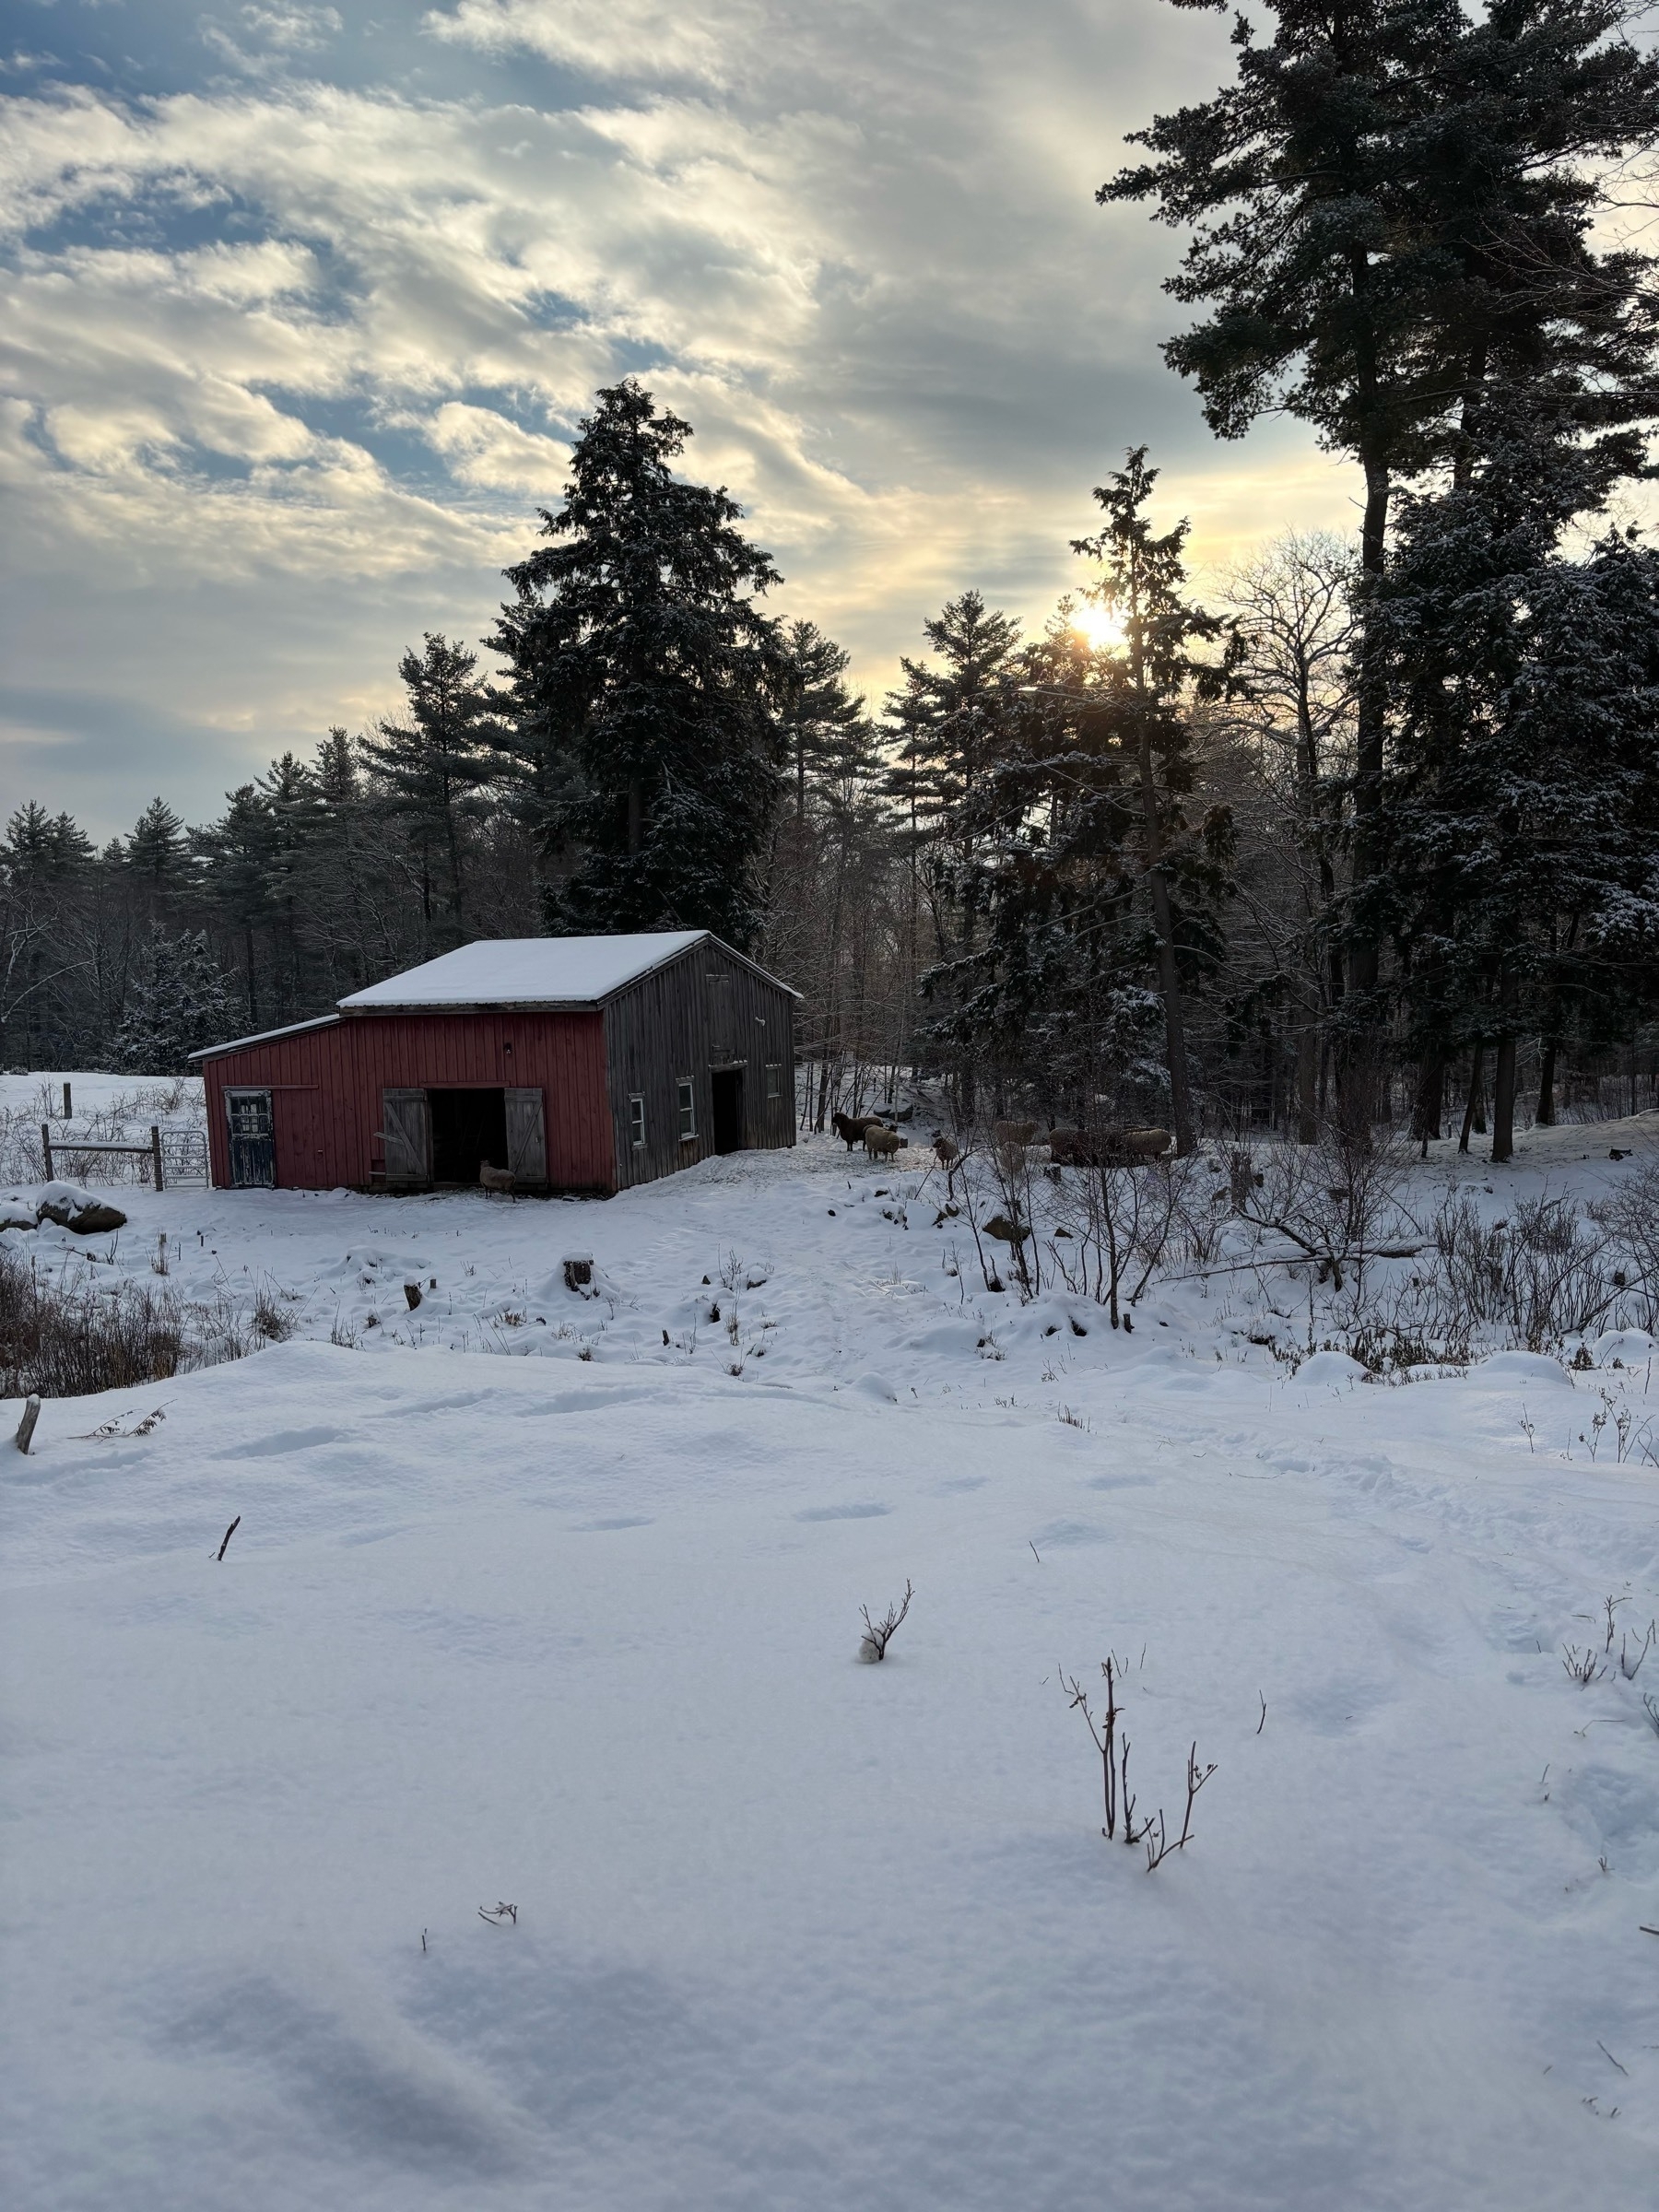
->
[[225, 1089, 275, 1188], [505, 1088, 547, 1184], [382, 1088, 430, 1184]]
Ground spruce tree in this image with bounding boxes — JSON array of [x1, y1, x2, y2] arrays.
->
[[935, 613, 1159, 1123], [1069, 451, 1238, 1155], [492, 380, 788, 951], [114, 924, 233, 1074], [885, 592, 1024, 1117]]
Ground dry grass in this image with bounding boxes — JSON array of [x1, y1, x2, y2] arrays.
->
[[0, 1247, 254, 1398]]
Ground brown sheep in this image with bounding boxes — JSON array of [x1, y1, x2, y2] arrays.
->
[[1047, 1125, 1172, 1167], [832, 1111, 877, 1149], [1123, 1126, 1173, 1159], [993, 1119, 1039, 1147], [931, 1131, 959, 1170], [863, 1124, 904, 1159]]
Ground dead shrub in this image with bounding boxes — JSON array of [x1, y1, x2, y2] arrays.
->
[[251, 1283, 297, 1342], [1589, 1162, 1659, 1331], [858, 1580, 913, 1662], [0, 1246, 185, 1396]]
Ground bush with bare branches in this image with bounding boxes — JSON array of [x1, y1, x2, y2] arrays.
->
[[858, 1580, 913, 1662]]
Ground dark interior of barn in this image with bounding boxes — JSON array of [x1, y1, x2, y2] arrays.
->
[[429, 1088, 509, 1183]]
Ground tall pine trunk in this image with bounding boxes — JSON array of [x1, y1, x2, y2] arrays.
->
[[1459, 1042, 1486, 1153], [1296, 1013, 1319, 1143], [1535, 1035, 1558, 1126], [1412, 1055, 1444, 1152], [1490, 965, 1518, 1163], [1135, 714, 1195, 1157], [1342, 452, 1391, 1147]]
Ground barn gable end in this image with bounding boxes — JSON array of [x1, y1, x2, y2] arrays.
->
[[604, 938, 796, 1189]]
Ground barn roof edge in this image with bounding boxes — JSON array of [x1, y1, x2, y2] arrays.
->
[[188, 1013, 344, 1063]]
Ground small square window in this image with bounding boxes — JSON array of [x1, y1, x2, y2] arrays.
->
[[677, 1077, 697, 1141], [629, 1093, 646, 1147], [764, 1064, 782, 1101]]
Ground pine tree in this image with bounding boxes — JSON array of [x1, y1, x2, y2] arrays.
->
[[935, 613, 1159, 1121], [361, 635, 498, 951], [779, 621, 868, 841], [1069, 451, 1238, 1155], [114, 923, 233, 1074], [491, 380, 788, 951], [1104, 0, 1659, 1117], [194, 784, 276, 1028], [0, 806, 95, 1065], [1382, 413, 1659, 1158], [885, 592, 1024, 1116], [125, 798, 189, 919]]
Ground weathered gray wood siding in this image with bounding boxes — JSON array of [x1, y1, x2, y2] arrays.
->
[[603, 941, 796, 1189]]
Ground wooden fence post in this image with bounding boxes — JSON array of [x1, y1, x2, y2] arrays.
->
[[40, 1124, 53, 1182], [62, 1081, 72, 1119], [150, 1125, 165, 1193]]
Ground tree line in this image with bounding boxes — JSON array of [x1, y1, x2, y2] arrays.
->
[[3, 0, 1656, 1154]]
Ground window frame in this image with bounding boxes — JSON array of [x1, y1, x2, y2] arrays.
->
[[628, 1092, 646, 1148], [764, 1063, 782, 1101], [677, 1077, 697, 1142]]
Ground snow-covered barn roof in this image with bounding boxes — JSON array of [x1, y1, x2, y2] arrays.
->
[[188, 1013, 342, 1063], [335, 931, 797, 1012]]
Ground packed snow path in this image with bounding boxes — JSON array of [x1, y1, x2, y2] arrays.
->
[[3, 1127, 1657, 2210]]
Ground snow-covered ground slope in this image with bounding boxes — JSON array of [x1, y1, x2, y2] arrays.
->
[[3, 1097, 1658, 2210]]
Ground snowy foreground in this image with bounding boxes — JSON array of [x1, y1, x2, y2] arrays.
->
[[3, 1105, 1658, 2210]]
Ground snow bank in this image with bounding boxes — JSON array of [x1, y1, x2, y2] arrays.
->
[[2, 1103, 1657, 2209]]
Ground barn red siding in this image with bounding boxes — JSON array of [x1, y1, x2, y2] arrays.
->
[[200, 1011, 612, 1193]]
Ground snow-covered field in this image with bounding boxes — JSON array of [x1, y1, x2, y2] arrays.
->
[[3, 1082, 1658, 2210]]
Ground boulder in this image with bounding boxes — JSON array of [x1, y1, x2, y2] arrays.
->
[[39, 1199, 128, 1235], [982, 1213, 1030, 1243]]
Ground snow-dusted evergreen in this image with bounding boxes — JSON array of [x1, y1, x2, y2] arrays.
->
[[113, 924, 233, 1075]]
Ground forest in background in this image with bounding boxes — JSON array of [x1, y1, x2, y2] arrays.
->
[[3, 0, 1658, 1155]]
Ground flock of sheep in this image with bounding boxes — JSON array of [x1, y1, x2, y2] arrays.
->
[[829, 1112, 1173, 1170]]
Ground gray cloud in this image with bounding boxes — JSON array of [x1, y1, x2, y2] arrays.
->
[[0, 2, 1359, 837]]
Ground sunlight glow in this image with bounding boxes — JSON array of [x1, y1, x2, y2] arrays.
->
[[1072, 602, 1124, 652]]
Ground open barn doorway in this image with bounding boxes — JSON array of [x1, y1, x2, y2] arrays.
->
[[429, 1088, 509, 1184], [710, 1067, 744, 1155]]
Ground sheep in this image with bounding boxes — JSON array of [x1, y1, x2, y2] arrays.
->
[[1123, 1126, 1173, 1159], [863, 1124, 904, 1159], [479, 1160, 516, 1198], [993, 1119, 1039, 1148], [931, 1131, 959, 1170], [1046, 1125, 1172, 1167], [832, 1111, 877, 1150]]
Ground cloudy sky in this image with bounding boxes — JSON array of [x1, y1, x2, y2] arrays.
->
[[0, 0, 1362, 840]]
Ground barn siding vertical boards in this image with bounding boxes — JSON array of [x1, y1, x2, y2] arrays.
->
[[200, 1011, 611, 1193], [604, 941, 796, 1190]]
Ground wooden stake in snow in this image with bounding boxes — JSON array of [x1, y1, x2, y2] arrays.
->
[[216, 1515, 241, 1562], [15, 1394, 41, 1454]]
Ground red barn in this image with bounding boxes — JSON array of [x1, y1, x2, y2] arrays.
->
[[190, 932, 798, 1195]]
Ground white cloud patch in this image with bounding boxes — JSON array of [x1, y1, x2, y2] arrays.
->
[[200, 6, 345, 76], [424, 0, 766, 89]]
